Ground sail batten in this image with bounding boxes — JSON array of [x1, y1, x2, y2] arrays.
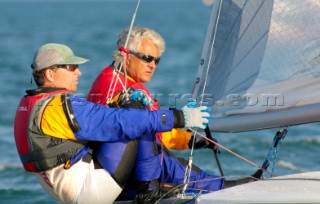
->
[[193, 0, 320, 132]]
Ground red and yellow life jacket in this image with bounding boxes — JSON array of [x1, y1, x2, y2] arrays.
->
[[87, 65, 191, 150], [14, 88, 86, 172]]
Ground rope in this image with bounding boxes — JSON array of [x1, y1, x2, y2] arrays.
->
[[155, 172, 265, 203], [188, 128, 276, 177], [106, 72, 120, 105], [189, 0, 223, 185], [105, 0, 141, 104], [182, 155, 193, 193], [181, 129, 199, 194], [200, 0, 223, 103], [262, 128, 288, 178]]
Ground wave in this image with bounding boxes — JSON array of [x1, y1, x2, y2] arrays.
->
[[0, 163, 23, 171], [277, 160, 309, 173], [0, 189, 57, 204]]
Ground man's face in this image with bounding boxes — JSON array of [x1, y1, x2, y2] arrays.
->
[[50, 65, 82, 92], [127, 38, 160, 83]]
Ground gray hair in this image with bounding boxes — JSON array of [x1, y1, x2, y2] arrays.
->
[[114, 26, 165, 59]]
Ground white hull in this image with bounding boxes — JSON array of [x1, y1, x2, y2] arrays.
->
[[200, 171, 320, 203]]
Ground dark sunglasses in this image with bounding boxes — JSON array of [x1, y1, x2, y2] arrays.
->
[[130, 50, 160, 65], [56, 64, 79, 71]]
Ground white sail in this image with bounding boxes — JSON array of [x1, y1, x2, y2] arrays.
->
[[193, 0, 320, 132]]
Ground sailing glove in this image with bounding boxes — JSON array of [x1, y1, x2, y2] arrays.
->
[[182, 102, 210, 129], [188, 135, 219, 152], [129, 89, 154, 106]]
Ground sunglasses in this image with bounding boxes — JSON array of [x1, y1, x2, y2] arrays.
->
[[130, 50, 160, 65], [56, 64, 79, 72]]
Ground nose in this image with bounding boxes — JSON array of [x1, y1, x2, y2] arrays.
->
[[148, 61, 156, 69], [76, 68, 82, 76]]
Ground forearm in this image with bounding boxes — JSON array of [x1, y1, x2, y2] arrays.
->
[[71, 95, 182, 141]]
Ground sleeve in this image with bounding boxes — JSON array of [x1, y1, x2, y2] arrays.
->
[[161, 128, 192, 151], [69, 94, 176, 142]]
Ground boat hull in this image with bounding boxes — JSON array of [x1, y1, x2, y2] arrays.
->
[[200, 171, 320, 203]]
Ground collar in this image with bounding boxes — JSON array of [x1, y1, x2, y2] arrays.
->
[[25, 87, 66, 96], [110, 61, 136, 82]]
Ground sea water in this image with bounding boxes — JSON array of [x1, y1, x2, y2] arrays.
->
[[1, 1, 319, 203]]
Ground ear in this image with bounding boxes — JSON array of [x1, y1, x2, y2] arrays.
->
[[43, 69, 54, 82], [122, 53, 131, 69]]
